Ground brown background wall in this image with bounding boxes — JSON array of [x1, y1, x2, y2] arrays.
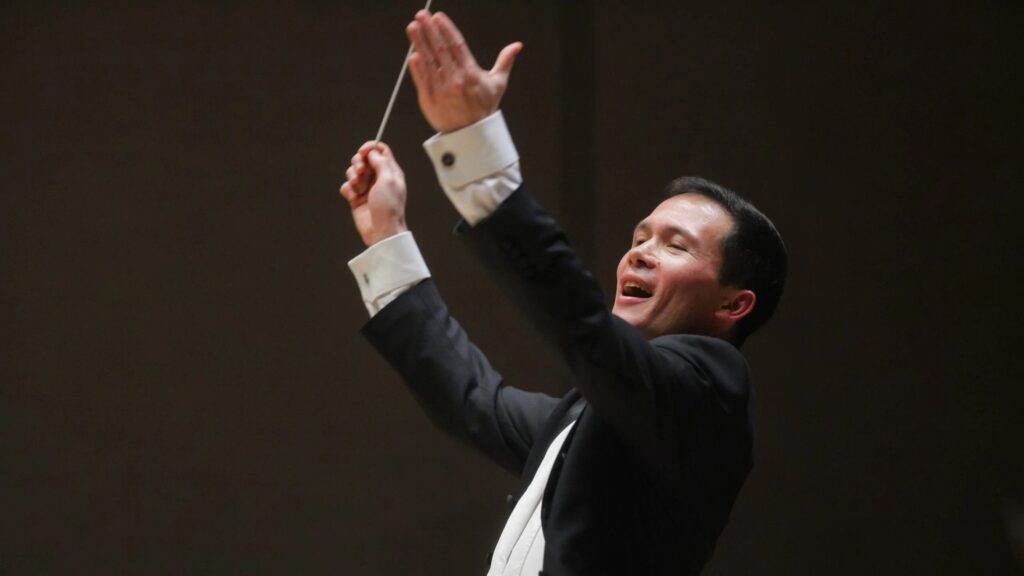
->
[[2, 1, 1021, 574]]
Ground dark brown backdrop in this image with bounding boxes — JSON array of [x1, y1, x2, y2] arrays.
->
[[3, 1, 1022, 574]]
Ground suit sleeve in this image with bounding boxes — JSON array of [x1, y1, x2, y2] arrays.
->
[[458, 186, 752, 486], [361, 278, 561, 476]]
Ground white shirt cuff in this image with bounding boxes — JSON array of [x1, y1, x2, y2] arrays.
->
[[423, 111, 523, 225], [347, 231, 431, 317]]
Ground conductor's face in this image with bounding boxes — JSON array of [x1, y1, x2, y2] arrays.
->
[[613, 193, 737, 340]]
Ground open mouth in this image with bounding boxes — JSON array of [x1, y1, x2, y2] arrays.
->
[[622, 281, 653, 299]]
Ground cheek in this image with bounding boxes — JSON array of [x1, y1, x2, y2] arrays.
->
[[657, 267, 716, 310], [614, 254, 629, 284]]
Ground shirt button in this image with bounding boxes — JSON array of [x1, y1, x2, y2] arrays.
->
[[441, 152, 455, 167]]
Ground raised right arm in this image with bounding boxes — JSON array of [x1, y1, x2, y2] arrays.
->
[[339, 142, 558, 475], [360, 278, 559, 475]]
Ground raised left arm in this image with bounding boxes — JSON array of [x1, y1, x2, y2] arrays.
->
[[403, 12, 753, 490]]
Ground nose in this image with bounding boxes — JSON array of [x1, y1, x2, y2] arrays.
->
[[628, 243, 657, 269]]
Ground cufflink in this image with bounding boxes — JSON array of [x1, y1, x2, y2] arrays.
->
[[441, 152, 455, 167]]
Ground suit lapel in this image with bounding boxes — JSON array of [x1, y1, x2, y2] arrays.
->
[[517, 390, 586, 496]]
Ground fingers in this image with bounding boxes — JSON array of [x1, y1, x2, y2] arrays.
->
[[408, 13, 432, 67], [406, 20, 427, 61], [345, 164, 370, 196], [416, 11, 454, 73], [434, 12, 475, 69], [434, 12, 468, 66], [409, 10, 478, 88], [357, 140, 379, 155], [351, 153, 366, 182], [491, 41, 523, 79], [339, 181, 360, 206], [348, 143, 374, 185], [408, 50, 433, 98], [342, 141, 385, 197], [407, 19, 440, 97], [365, 143, 401, 180], [408, 12, 443, 76]]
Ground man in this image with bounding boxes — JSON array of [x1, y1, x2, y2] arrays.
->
[[339, 11, 786, 575]]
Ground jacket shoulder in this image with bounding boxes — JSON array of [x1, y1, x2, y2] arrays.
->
[[651, 334, 751, 414]]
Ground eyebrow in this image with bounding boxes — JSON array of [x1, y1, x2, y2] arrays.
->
[[634, 220, 700, 246]]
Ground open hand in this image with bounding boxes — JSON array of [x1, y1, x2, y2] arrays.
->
[[406, 10, 522, 133], [339, 142, 408, 247]]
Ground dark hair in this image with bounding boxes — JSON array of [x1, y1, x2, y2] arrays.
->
[[664, 176, 788, 345]]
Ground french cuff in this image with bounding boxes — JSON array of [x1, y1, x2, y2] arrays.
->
[[347, 231, 431, 317], [423, 111, 522, 226], [424, 111, 519, 188]]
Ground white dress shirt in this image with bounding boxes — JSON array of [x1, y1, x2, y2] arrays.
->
[[347, 112, 569, 575], [347, 111, 521, 316]]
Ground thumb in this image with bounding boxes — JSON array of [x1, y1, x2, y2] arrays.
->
[[368, 146, 405, 184], [490, 41, 523, 78], [366, 148, 391, 176]]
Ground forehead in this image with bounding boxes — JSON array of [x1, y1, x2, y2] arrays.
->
[[637, 193, 734, 244]]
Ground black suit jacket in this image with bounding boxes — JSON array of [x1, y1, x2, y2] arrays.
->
[[362, 186, 754, 575]]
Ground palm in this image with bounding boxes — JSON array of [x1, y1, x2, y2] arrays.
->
[[406, 11, 521, 133]]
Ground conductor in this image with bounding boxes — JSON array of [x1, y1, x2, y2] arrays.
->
[[339, 10, 787, 575]]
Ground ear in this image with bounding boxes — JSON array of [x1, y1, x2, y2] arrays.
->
[[715, 289, 756, 324]]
